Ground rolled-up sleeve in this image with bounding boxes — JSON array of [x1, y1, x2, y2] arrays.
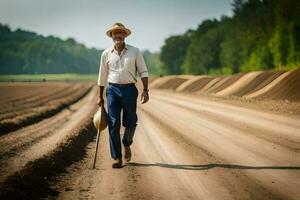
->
[[97, 51, 108, 86], [136, 49, 149, 78]]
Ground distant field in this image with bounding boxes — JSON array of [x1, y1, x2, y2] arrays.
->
[[0, 74, 98, 82]]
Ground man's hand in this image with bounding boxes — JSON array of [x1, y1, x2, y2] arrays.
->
[[97, 96, 104, 107], [141, 90, 149, 104]]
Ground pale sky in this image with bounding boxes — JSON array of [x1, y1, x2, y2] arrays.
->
[[0, 0, 233, 52]]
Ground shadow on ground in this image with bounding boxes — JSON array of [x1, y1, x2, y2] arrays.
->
[[126, 162, 300, 171]]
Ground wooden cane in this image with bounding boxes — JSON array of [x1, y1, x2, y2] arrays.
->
[[92, 102, 103, 169], [92, 128, 101, 169]]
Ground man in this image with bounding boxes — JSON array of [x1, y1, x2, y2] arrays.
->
[[97, 22, 149, 168]]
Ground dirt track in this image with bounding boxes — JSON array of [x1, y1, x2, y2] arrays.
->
[[47, 89, 300, 200]]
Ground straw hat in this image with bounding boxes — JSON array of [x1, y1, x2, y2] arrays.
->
[[106, 22, 131, 38], [93, 105, 108, 131]]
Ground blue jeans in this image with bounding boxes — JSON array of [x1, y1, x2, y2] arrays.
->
[[106, 83, 138, 159]]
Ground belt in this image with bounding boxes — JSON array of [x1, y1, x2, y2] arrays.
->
[[109, 82, 135, 87]]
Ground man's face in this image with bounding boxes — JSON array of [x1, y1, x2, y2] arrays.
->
[[111, 30, 126, 45]]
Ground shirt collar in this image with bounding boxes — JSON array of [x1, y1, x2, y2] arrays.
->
[[110, 43, 128, 53]]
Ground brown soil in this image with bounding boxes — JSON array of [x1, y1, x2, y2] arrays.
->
[[200, 72, 245, 94], [215, 71, 266, 97], [149, 75, 194, 90], [0, 83, 93, 135], [0, 84, 97, 199], [0, 79, 299, 200], [47, 89, 300, 200], [150, 69, 300, 102], [235, 70, 285, 96], [0, 82, 69, 104], [176, 75, 214, 92], [245, 69, 300, 101]]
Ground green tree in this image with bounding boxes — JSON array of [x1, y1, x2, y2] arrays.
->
[[0, 23, 102, 74], [160, 33, 190, 74], [183, 19, 221, 74]]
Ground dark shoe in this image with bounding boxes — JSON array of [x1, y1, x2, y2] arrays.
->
[[124, 146, 132, 162], [112, 158, 123, 168]]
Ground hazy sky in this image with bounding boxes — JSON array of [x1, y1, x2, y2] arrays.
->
[[0, 0, 233, 52]]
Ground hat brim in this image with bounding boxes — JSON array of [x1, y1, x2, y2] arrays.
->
[[106, 27, 131, 38]]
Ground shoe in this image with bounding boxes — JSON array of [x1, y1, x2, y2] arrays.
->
[[124, 146, 132, 162], [112, 158, 123, 168]]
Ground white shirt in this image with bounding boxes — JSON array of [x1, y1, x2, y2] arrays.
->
[[97, 43, 149, 86]]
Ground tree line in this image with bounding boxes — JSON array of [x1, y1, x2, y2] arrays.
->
[[0, 23, 160, 75], [160, 0, 300, 75], [0, 23, 101, 74]]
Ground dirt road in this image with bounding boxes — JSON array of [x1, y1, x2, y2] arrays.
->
[[50, 89, 300, 200]]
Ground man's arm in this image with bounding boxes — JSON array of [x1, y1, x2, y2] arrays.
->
[[135, 49, 149, 104], [140, 77, 149, 104], [97, 51, 108, 107], [97, 86, 105, 106], [141, 77, 148, 91]]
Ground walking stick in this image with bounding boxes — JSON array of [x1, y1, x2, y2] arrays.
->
[[93, 126, 101, 169], [92, 102, 104, 169]]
